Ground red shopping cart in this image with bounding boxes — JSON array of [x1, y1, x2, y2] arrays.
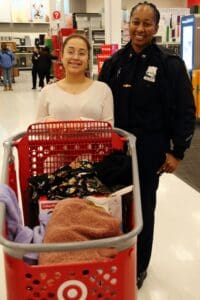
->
[[0, 121, 142, 300]]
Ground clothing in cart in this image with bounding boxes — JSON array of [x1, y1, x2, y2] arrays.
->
[[99, 1, 196, 289]]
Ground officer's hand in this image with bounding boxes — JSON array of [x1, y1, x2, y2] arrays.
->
[[157, 153, 180, 174]]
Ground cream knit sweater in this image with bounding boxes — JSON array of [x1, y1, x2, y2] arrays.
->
[[36, 81, 114, 125]]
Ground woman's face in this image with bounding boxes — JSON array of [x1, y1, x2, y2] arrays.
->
[[129, 5, 158, 53], [62, 37, 89, 75]]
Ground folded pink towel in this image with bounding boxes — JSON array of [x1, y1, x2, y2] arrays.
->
[[39, 198, 121, 265]]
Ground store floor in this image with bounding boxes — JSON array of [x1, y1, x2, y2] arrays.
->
[[0, 72, 200, 300]]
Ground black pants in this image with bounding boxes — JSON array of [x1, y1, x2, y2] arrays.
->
[[38, 70, 50, 88], [136, 133, 168, 274], [32, 67, 38, 88]]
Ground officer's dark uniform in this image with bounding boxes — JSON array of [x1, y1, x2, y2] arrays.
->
[[99, 42, 196, 275]]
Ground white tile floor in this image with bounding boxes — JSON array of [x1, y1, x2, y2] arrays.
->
[[0, 72, 200, 300]]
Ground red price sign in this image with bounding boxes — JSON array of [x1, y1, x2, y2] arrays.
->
[[53, 11, 61, 20]]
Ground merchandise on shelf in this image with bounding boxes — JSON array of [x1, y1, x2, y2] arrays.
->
[[52, 28, 77, 80], [97, 44, 119, 74], [192, 69, 200, 118]]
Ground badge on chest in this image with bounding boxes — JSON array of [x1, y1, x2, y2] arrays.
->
[[143, 66, 158, 82]]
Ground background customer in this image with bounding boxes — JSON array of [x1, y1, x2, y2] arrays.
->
[[37, 46, 57, 89], [0, 42, 15, 91], [31, 46, 40, 89], [99, 1, 196, 289]]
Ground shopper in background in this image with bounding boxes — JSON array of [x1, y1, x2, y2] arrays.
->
[[0, 42, 15, 91], [37, 46, 57, 89], [31, 46, 40, 89], [36, 33, 113, 125], [99, 1, 196, 289]]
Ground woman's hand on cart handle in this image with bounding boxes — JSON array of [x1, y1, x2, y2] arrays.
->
[[44, 116, 57, 122]]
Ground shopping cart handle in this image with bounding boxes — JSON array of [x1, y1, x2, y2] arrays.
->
[[1, 132, 26, 184]]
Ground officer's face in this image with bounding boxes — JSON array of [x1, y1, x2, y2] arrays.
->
[[129, 5, 158, 53]]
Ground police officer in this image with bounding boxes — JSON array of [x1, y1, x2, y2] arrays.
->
[[99, 1, 196, 289]]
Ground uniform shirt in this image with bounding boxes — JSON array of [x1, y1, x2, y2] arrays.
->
[[99, 42, 195, 159], [115, 46, 164, 134]]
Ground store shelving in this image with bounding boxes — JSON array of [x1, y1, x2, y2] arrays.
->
[[157, 42, 181, 56], [15, 50, 33, 70]]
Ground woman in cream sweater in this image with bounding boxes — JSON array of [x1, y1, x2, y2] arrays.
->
[[36, 33, 114, 126]]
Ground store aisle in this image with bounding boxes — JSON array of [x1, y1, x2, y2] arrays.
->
[[0, 71, 39, 150], [0, 72, 200, 300]]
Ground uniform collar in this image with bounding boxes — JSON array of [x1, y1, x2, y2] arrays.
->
[[129, 43, 156, 60]]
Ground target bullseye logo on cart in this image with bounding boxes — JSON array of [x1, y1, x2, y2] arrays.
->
[[57, 280, 88, 300]]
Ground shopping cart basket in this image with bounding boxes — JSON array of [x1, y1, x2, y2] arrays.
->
[[0, 121, 142, 300]]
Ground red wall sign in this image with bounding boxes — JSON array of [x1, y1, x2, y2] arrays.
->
[[52, 11, 61, 20], [187, 0, 200, 7]]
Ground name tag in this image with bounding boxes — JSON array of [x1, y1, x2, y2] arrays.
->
[[122, 83, 132, 88]]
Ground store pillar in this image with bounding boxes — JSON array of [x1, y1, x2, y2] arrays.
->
[[104, 0, 121, 47]]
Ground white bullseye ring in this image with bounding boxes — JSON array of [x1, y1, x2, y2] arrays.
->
[[57, 280, 88, 300]]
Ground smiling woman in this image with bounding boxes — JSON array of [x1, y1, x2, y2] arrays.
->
[[36, 33, 114, 125], [61, 34, 90, 77], [129, 3, 159, 53]]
